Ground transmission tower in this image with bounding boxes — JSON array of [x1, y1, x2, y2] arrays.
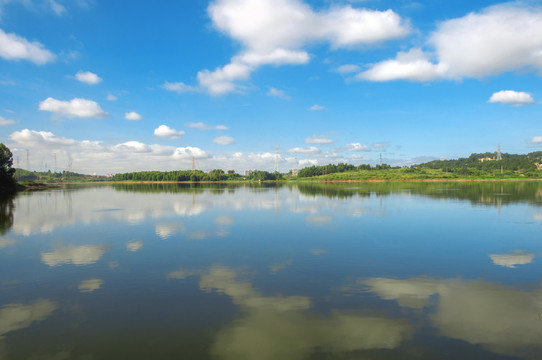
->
[[379, 153, 382, 166], [497, 144, 502, 160], [192, 155, 195, 172], [53, 153, 57, 174], [294, 151, 298, 173], [274, 145, 279, 173], [26, 149, 30, 170]]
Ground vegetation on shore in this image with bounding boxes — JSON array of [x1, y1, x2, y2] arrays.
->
[[5, 145, 542, 188]]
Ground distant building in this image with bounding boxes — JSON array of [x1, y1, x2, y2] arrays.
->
[[244, 170, 254, 176], [289, 169, 299, 176], [479, 157, 496, 162]]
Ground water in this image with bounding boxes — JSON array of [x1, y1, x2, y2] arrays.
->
[[1, 182, 542, 359]]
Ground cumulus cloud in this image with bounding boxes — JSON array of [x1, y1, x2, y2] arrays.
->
[[0, 116, 15, 126], [305, 134, 333, 144], [299, 159, 318, 166], [309, 104, 326, 111], [0, 28, 55, 64], [347, 143, 370, 151], [531, 136, 542, 144], [39, 97, 108, 118], [75, 71, 102, 85], [41, 245, 108, 266], [126, 240, 143, 252], [172, 146, 208, 159], [267, 87, 290, 100], [198, 267, 412, 359], [213, 136, 235, 145], [161, 81, 197, 94], [155, 223, 184, 239], [488, 90, 534, 106], [188, 0, 409, 94], [10, 129, 102, 149], [78, 278, 103, 293], [364, 276, 542, 357], [287, 146, 320, 154], [357, 48, 446, 82], [106, 94, 117, 101], [360, 4, 542, 82], [489, 251, 534, 268], [124, 111, 142, 121], [154, 125, 185, 139], [0, 299, 57, 339], [186, 122, 228, 131]]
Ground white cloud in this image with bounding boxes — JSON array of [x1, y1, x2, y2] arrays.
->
[[186, 122, 228, 130], [287, 146, 320, 154], [489, 251, 534, 268], [488, 90, 534, 106], [41, 245, 108, 266], [172, 146, 208, 159], [78, 278, 103, 293], [336, 64, 361, 74], [113, 141, 150, 153], [10, 129, 102, 149], [0, 116, 14, 126], [0, 28, 55, 64], [309, 104, 326, 111], [161, 81, 197, 94], [299, 159, 318, 166], [358, 48, 446, 82], [39, 97, 108, 118], [305, 134, 333, 144], [106, 94, 117, 101], [267, 87, 290, 100], [154, 125, 185, 139], [75, 71, 102, 85], [126, 240, 143, 252], [347, 143, 370, 151], [190, 0, 408, 94], [531, 136, 542, 144], [124, 111, 142, 121], [48, 0, 66, 15], [0, 300, 57, 339], [213, 136, 235, 145], [360, 4, 542, 82]]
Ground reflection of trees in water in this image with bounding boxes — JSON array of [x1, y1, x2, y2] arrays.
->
[[111, 181, 542, 207], [296, 181, 542, 206], [0, 195, 14, 235]]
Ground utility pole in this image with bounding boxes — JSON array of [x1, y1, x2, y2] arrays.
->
[[192, 155, 195, 173], [379, 153, 382, 166], [497, 144, 503, 174], [275, 145, 279, 173]]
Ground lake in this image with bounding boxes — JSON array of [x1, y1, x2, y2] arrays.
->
[[1, 182, 542, 359]]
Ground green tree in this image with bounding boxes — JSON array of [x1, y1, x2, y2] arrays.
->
[[0, 143, 16, 192]]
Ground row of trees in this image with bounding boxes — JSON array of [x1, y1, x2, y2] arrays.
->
[[297, 163, 392, 178], [113, 169, 242, 182]]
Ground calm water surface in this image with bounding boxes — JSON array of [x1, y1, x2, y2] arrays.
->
[[1, 182, 542, 359]]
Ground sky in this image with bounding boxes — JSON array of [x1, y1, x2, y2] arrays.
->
[[0, 0, 541, 174]]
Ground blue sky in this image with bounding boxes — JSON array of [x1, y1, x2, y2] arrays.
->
[[0, 0, 541, 174]]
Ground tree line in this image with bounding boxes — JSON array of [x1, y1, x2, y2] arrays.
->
[[297, 163, 392, 178]]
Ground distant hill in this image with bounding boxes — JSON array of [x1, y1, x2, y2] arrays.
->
[[417, 151, 542, 174]]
